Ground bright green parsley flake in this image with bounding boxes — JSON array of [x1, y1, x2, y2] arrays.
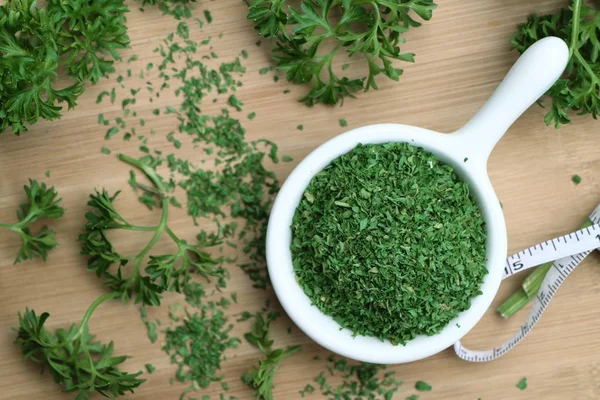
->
[[101, 147, 111, 155], [282, 155, 293, 162], [339, 118, 347, 127], [145, 364, 156, 374], [415, 381, 432, 391], [516, 377, 527, 390], [97, 91, 111, 104], [227, 95, 244, 111], [259, 67, 270, 75], [291, 143, 487, 344], [296, 124, 303, 131], [406, 396, 419, 400], [572, 174, 582, 184], [45, 170, 50, 178], [299, 383, 315, 397], [248, 112, 257, 120], [105, 127, 119, 139], [204, 9, 212, 23]]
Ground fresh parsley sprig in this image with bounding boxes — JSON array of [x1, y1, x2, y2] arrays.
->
[[15, 292, 145, 399], [512, 0, 600, 127], [79, 154, 226, 306], [241, 311, 302, 400], [49, 0, 130, 84], [247, 0, 437, 106], [0, 179, 64, 264], [0, 0, 129, 135]]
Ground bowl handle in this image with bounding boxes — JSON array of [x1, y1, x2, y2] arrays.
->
[[454, 37, 569, 163]]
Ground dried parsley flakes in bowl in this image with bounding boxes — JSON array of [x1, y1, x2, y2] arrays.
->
[[290, 142, 487, 345]]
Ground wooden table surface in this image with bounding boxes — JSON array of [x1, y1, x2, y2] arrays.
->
[[1, 1, 599, 399]]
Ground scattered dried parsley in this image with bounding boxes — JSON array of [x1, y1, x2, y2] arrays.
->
[[297, 124, 303, 131], [339, 118, 347, 127], [311, 355, 402, 399], [163, 302, 240, 392], [145, 364, 156, 374], [299, 383, 315, 397], [572, 174, 582, 184], [141, 308, 158, 344], [291, 142, 487, 344], [516, 377, 527, 390]]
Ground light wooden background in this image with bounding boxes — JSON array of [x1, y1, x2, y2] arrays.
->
[[1, 1, 599, 399]]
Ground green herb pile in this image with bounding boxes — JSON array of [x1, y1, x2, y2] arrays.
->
[[0, 0, 129, 135], [291, 142, 488, 344], [247, 0, 437, 106], [162, 301, 240, 394], [0, 179, 64, 263], [15, 293, 145, 399], [512, 0, 600, 127]]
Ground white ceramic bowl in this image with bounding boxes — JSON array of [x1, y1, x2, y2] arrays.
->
[[267, 37, 569, 364]]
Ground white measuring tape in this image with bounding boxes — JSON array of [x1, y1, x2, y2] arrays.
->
[[455, 204, 600, 362]]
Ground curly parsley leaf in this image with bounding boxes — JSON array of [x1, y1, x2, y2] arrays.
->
[[15, 293, 145, 398], [0, 179, 64, 264], [79, 154, 226, 306], [247, 0, 437, 106], [48, 0, 130, 84], [0, 0, 129, 135], [512, 0, 600, 127]]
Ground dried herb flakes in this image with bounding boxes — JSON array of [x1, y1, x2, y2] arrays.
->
[[291, 142, 487, 344]]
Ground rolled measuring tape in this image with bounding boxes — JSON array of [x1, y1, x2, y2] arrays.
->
[[455, 203, 600, 362]]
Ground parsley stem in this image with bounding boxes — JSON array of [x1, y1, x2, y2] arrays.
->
[[118, 224, 159, 232], [118, 153, 166, 193], [133, 196, 169, 280], [569, 0, 582, 59], [0, 222, 19, 231], [76, 292, 120, 339]]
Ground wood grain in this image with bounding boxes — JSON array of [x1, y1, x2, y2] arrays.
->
[[1, 1, 599, 399]]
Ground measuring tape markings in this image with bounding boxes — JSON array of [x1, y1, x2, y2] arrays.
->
[[454, 204, 600, 362], [503, 221, 600, 279]]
